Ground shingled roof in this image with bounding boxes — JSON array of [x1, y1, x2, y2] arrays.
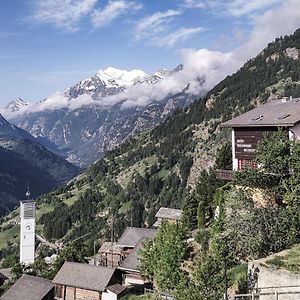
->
[[155, 207, 182, 221], [119, 240, 144, 272], [1, 274, 54, 300], [221, 98, 300, 128], [52, 262, 116, 292], [106, 283, 126, 295], [117, 227, 157, 248]]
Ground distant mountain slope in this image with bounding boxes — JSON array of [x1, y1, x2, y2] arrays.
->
[[2, 28, 300, 248], [3, 66, 198, 167], [0, 114, 79, 216]]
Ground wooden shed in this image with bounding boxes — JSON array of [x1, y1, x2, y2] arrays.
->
[[153, 207, 182, 227]]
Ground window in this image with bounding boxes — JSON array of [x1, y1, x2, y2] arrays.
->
[[238, 159, 257, 170]]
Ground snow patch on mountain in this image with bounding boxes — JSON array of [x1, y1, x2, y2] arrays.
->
[[96, 67, 148, 87]]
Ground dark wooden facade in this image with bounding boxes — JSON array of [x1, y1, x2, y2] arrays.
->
[[234, 127, 279, 160]]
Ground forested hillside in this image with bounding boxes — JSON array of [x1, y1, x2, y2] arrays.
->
[[1, 28, 300, 255], [0, 114, 79, 216]]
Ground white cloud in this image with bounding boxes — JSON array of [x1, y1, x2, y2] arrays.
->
[[181, 0, 283, 17], [29, 0, 97, 32], [181, 0, 206, 9], [91, 1, 142, 28], [226, 0, 283, 17], [135, 9, 182, 40], [151, 27, 205, 48], [235, 0, 300, 61]]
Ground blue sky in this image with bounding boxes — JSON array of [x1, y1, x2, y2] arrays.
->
[[0, 0, 299, 106]]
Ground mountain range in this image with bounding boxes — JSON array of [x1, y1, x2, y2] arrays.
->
[[0, 113, 79, 216], [2, 64, 197, 167]]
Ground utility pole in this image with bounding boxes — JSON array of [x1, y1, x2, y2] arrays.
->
[[111, 214, 114, 268]]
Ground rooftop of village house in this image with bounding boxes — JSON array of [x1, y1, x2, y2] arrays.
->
[[221, 98, 300, 128]]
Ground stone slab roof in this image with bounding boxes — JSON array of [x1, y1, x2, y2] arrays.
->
[[155, 207, 182, 221], [119, 239, 146, 272], [221, 98, 300, 128], [117, 227, 157, 248], [52, 262, 116, 292], [99, 242, 123, 254], [106, 283, 126, 295], [1, 274, 54, 300]]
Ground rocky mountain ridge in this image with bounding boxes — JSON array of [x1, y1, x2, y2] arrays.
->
[[0, 114, 79, 216], [2, 65, 198, 167]]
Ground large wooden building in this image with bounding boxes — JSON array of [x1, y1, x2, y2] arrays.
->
[[52, 262, 123, 300], [221, 98, 300, 171], [97, 227, 157, 268]]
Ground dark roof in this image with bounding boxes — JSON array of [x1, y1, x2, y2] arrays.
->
[[1, 274, 54, 300], [221, 98, 300, 128], [119, 240, 144, 272], [106, 283, 126, 295], [155, 207, 182, 220], [52, 262, 116, 292], [117, 227, 157, 248], [0, 271, 8, 280], [0, 268, 11, 280]]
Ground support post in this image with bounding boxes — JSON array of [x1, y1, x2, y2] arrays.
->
[[252, 292, 255, 300], [275, 291, 278, 300]]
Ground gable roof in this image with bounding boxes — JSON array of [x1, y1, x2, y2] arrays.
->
[[1, 274, 54, 300], [221, 98, 300, 128], [119, 240, 144, 272], [117, 227, 157, 248], [155, 207, 182, 220], [52, 262, 116, 292]]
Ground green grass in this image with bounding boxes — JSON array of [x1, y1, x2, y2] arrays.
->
[[63, 196, 77, 206], [0, 224, 20, 249], [36, 203, 55, 221], [265, 245, 300, 273], [119, 201, 131, 214]]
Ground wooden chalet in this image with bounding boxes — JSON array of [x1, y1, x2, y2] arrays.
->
[[221, 98, 300, 171], [153, 207, 182, 227], [1, 274, 55, 300], [52, 262, 123, 300], [119, 240, 151, 286]]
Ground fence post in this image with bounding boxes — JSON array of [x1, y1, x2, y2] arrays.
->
[[252, 292, 255, 300], [274, 291, 278, 300]]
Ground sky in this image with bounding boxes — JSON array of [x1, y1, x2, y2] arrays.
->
[[1, 0, 300, 107]]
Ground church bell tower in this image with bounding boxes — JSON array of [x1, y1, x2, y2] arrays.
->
[[20, 185, 35, 264]]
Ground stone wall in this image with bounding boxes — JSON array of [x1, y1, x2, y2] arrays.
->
[[249, 261, 300, 300]]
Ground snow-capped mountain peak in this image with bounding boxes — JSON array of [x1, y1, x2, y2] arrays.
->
[[96, 67, 148, 87], [4, 98, 29, 112]]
